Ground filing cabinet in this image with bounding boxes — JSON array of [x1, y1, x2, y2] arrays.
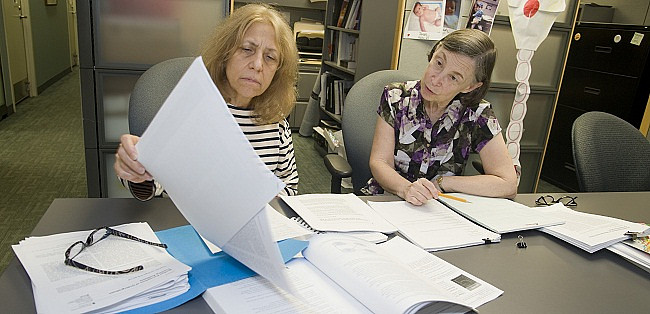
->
[[78, 0, 227, 197], [541, 23, 650, 192]]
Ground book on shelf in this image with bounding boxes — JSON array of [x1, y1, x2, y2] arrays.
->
[[203, 234, 503, 313], [336, 32, 357, 67], [336, 0, 350, 27], [319, 71, 353, 116], [344, 0, 362, 29]]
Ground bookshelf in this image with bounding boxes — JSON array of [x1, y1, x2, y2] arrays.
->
[[319, 0, 401, 124]]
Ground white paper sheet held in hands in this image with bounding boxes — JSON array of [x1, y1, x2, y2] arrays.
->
[[368, 200, 500, 251], [438, 193, 565, 233], [135, 57, 291, 291]]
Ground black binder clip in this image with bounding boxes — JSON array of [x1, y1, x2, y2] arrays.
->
[[624, 231, 641, 240], [483, 238, 493, 244], [516, 235, 527, 249]]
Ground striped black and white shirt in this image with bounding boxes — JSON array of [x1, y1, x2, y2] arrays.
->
[[228, 104, 298, 196]]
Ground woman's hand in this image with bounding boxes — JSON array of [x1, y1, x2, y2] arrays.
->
[[114, 134, 152, 183], [401, 178, 440, 206]]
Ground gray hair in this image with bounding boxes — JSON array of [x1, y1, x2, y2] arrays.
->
[[427, 29, 496, 106]]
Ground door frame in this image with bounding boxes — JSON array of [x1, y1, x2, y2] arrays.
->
[[0, 1, 16, 112], [20, 0, 37, 98], [1, 0, 38, 112]]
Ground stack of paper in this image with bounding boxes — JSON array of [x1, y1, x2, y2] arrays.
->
[[203, 234, 503, 313], [608, 240, 650, 272], [280, 194, 397, 243], [368, 200, 501, 251], [537, 203, 650, 253], [12, 223, 191, 313], [438, 193, 565, 233]]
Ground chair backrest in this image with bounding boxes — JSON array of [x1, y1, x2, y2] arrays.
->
[[571, 111, 650, 192], [342, 70, 420, 192], [129, 57, 195, 136]]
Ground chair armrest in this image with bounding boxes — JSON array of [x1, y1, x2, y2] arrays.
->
[[324, 154, 352, 178], [472, 160, 485, 175], [323, 154, 352, 194]]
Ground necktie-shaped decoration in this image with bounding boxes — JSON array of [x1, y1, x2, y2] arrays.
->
[[506, 0, 566, 184]]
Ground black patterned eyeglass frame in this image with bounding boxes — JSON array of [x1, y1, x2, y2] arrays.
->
[[64, 226, 168, 275], [535, 195, 578, 207]]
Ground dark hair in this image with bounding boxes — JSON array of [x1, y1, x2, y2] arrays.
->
[[427, 29, 496, 106]]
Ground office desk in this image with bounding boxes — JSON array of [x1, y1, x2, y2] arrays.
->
[[1, 193, 649, 313]]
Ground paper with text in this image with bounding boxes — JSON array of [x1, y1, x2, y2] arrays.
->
[[280, 194, 397, 233], [439, 193, 565, 233], [204, 234, 482, 313], [203, 258, 373, 313], [368, 200, 500, 251], [379, 237, 503, 309], [201, 204, 313, 254], [12, 223, 190, 313], [135, 57, 290, 291], [304, 234, 474, 313], [537, 203, 650, 253]]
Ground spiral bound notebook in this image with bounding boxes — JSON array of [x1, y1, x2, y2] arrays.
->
[[290, 216, 388, 244], [280, 194, 398, 234]]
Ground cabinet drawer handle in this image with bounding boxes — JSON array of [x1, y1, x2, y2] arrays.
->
[[594, 46, 612, 53], [583, 87, 601, 95]]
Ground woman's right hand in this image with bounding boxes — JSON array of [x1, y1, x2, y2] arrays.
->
[[114, 134, 152, 183], [401, 178, 440, 206]]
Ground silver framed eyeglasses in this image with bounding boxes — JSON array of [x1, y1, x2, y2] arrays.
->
[[64, 226, 168, 275]]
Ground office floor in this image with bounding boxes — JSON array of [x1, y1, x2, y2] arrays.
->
[[0, 68, 565, 276]]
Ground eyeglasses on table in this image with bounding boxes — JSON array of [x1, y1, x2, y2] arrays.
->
[[535, 195, 578, 207], [64, 226, 168, 275]]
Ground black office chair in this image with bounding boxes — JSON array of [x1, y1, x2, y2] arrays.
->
[[571, 111, 650, 192], [324, 70, 419, 194], [129, 57, 195, 136]]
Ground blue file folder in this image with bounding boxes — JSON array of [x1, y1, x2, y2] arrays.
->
[[125, 224, 308, 313]]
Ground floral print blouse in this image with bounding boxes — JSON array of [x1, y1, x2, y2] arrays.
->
[[364, 80, 502, 195]]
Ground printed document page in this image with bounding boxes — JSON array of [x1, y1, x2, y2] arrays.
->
[[537, 203, 650, 253], [203, 258, 372, 314], [368, 200, 500, 251], [304, 234, 473, 313], [134, 57, 291, 291], [439, 193, 565, 233], [379, 237, 503, 309], [280, 194, 397, 233], [12, 223, 190, 313], [201, 204, 313, 254], [204, 234, 480, 314]]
